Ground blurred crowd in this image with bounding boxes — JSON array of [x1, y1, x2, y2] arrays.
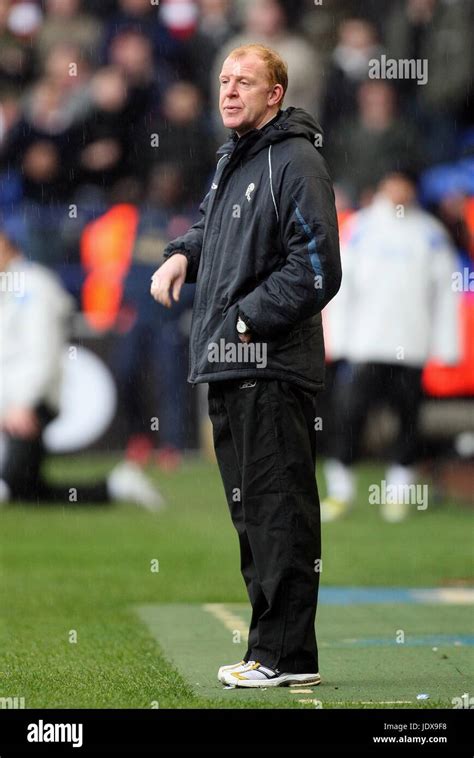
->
[[0, 0, 473, 464]]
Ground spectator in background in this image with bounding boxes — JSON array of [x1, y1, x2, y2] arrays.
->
[[0, 66, 89, 263], [321, 17, 382, 137], [0, 219, 164, 510], [0, 91, 19, 149], [327, 80, 424, 205], [82, 0, 117, 18], [108, 29, 171, 166], [423, 188, 474, 400], [0, 0, 35, 97], [436, 191, 473, 257], [211, 0, 321, 136], [116, 162, 196, 468], [317, 183, 355, 457], [300, 0, 371, 62], [181, 0, 239, 106], [1, 41, 93, 201], [1, 78, 75, 204], [108, 27, 166, 105], [101, 0, 182, 74], [41, 41, 93, 124], [197, 0, 238, 52], [386, 0, 474, 162], [0, 86, 21, 217], [35, 0, 103, 68], [322, 170, 460, 523], [76, 65, 131, 199], [143, 81, 215, 203], [158, 0, 199, 40]]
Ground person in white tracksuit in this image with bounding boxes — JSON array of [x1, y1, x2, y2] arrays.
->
[[0, 219, 163, 510], [322, 171, 461, 522]]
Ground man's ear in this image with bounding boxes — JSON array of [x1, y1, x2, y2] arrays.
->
[[268, 84, 284, 108]]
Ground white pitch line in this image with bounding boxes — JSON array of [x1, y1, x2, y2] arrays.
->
[[298, 699, 414, 705], [413, 588, 474, 605], [202, 603, 248, 640], [350, 700, 413, 705]]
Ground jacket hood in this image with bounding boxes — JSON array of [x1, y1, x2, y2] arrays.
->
[[217, 107, 324, 161]]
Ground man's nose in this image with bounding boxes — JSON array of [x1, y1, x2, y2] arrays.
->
[[223, 80, 239, 98]]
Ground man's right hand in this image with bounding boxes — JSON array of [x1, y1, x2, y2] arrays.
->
[[1, 407, 39, 439], [150, 254, 188, 308]]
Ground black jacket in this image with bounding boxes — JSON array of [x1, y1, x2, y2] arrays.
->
[[162, 107, 342, 392]]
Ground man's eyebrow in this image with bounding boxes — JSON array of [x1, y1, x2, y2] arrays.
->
[[219, 74, 254, 81]]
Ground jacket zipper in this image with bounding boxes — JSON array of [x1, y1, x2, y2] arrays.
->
[[203, 160, 237, 305], [189, 153, 230, 380]]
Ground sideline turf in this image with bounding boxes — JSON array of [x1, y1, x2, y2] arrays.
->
[[0, 457, 472, 709], [137, 602, 472, 707]]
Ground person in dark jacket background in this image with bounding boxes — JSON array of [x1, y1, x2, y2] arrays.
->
[[151, 43, 341, 688]]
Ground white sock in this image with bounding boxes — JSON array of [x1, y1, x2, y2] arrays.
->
[[386, 464, 416, 489], [0, 478, 11, 503], [324, 459, 355, 502]]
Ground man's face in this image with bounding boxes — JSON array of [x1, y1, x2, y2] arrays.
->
[[380, 175, 416, 207], [219, 53, 281, 136]]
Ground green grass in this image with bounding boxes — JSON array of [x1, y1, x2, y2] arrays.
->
[[0, 457, 472, 709]]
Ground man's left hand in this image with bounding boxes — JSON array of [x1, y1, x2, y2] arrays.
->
[[238, 332, 252, 344]]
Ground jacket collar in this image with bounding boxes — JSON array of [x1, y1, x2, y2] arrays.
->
[[217, 109, 284, 161], [231, 109, 283, 143], [216, 107, 324, 163]]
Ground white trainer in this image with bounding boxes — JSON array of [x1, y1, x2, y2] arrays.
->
[[107, 462, 165, 513], [380, 500, 411, 523], [222, 661, 321, 688], [320, 496, 352, 522], [0, 478, 11, 505], [217, 660, 248, 683]]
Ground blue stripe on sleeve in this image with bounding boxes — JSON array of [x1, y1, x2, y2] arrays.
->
[[293, 201, 324, 289]]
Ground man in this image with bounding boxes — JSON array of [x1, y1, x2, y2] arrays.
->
[[0, 219, 163, 510], [322, 170, 460, 523], [151, 44, 341, 687]]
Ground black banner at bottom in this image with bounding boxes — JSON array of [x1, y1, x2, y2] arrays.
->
[[0, 708, 471, 755]]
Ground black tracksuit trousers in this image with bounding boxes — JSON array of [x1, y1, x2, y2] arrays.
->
[[208, 378, 321, 674], [0, 405, 109, 504], [330, 363, 423, 466]]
